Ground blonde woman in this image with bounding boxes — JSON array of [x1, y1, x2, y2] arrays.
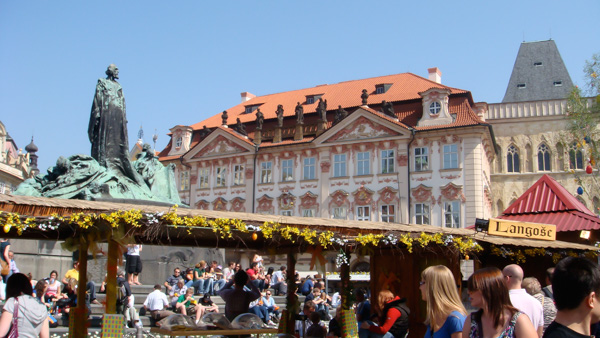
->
[[419, 265, 467, 338]]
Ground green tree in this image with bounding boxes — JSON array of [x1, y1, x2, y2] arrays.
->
[[566, 53, 600, 210]]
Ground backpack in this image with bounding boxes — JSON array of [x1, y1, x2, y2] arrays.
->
[[116, 282, 127, 306]]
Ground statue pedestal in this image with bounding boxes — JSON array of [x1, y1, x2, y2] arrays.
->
[[274, 127, 282, 143], [294, 124, 304, 141], [254, 130, 262, 145], [316, 121, 327, 136]]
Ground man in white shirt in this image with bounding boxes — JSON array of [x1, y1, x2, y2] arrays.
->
[[271, 265, 287, 295], [143, 284, 174, 322], [222, 261, 235, 281], [503, 264, 544, 337]]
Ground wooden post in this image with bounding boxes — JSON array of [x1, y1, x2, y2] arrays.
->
[[340, 251, 350, 311], [105, 238, 119, 314], [72, 240, 89, 338], [284, 251, 297, 335]]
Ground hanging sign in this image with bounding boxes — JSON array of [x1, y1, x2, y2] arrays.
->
[[488, 218, 556, 241]]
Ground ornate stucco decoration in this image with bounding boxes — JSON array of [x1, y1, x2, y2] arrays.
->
[[278, 192, 296, 210], [327, 117, 396, 142], [352, 186, 375, 206], [300, 191, 319, 214], [440, 182, 466, 202]]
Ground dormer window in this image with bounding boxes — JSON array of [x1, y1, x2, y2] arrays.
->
[[244, 105, 260, 114], [429, 102, 441, 116], [534, 62, 543, 67], [306, 94, 323, 104], [517, 83, 526, 89], [375, 83, 392, 94], [175, 137, 182, 148], [553, 81, 563, 87]]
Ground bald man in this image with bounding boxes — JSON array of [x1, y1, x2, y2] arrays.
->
[[503, 264, 544, 337]]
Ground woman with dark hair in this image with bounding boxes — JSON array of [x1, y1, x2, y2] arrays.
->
[[0, 273, 49, 337], [463, 267, 537, 338]]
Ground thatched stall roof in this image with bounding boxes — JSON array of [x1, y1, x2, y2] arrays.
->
[[0, 194, 596, 254]]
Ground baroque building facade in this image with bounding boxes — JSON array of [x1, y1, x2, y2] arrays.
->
[[159, 70, 495, 228], [486, 40, 599, 216]]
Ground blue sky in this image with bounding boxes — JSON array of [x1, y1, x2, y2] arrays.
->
[[1, 1, 599, 173]]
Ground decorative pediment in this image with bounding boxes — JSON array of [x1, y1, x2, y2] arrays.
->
[[195, 200, 209, 210], [256, 195, 274, 214], [411, 184, 433, 203], [231, 197, 246, 212], [278, 192, 296, 210], [213, 197, 228, 211], [440, 183, 466, 202], [329, 190, 349, 209], [300, 191, 319, 213], [352, 186, 375, 206], [377, 186, 399, 205], [326, 116, 397, 142], [193, 135, 248, 158]]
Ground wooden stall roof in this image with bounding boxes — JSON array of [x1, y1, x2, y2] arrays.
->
[[0, 194, 596, 251]]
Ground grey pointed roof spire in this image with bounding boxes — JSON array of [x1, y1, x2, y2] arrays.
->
[[502, 40, 573, 103]]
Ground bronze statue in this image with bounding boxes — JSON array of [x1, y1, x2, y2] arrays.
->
[[276, 104, 284, 128], [221, 110, 229, 126], [256, 108, 264, 130], [361, 89, 369, 105], [334, 105, 348, 124], [235, 118, 247, 136], [88, 64, 144, 186], [316, 98, 327, 121], [295, 102, 304, 124], [382, 100, 395, 118]]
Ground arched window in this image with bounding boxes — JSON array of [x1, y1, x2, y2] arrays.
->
[[537, 143, 551, 171], [506, 145, 520, 173], [569, 143, 584, 170]]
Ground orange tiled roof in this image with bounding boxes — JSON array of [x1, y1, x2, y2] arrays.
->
[[190, 72, 469, 130]]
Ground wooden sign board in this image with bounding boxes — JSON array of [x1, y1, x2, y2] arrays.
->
[[488, 218, 556, 241]]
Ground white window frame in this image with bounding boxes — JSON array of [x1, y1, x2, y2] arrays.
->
[[175, 137, 182, 148], [415, 203, 430, 225], [302, 209, 316, 217], [356, 151, 370, 176], [215, 167, 227, 187], [381, 149, 395, 174], [281, 210, 293, 216], [443, 201, 461, 228], [198, 168, 209, 189], [381, 204, 395, 223], [179, 171, 189, 191], [429, 102, 441, 115], [303, 157, 316, 180], [260, 161, 272, 183], [443, 144, 459, 169], [281, 159, 294, 182], [332, 207, 347, 220], [376, 86, 385, 94], [233, 164, 244, 186], [414, 147, 429, 171], [333, 154, 347, 177], [356, 206, 371, 221]]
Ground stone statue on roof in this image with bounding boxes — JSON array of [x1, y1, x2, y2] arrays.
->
[[295, 102, 304, 124], [221, 110, 229, 126], [199, 125, 211, 138], [334, 105, 348, 125], [361, 89, 369, 105], [255, 108, 264, 130], [276, 104, 284, 128], [235, 118, 247, 136], [316, 98, 327, 122], [381, 100, 396, 118]]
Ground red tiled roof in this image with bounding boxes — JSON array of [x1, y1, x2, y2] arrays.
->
[[499, 174, 600, 232], [190, 72, 469, 130]]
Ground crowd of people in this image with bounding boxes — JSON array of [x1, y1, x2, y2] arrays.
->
[[3, 237, 600, 338]]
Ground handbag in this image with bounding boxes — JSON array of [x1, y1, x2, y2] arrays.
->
[[6, 297, 19, 338], [0, 260, 9, 276]]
